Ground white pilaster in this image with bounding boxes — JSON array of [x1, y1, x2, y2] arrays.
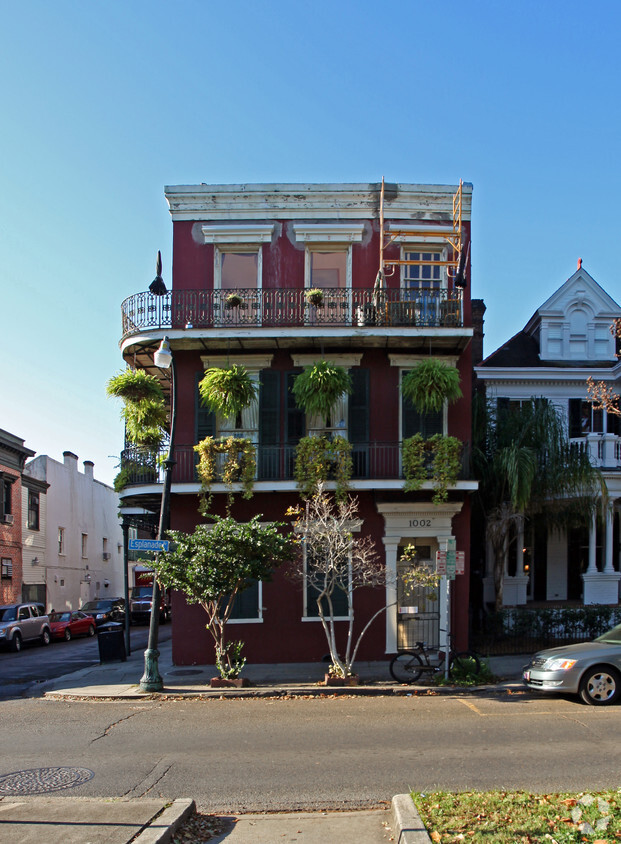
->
[[383, 539, 399, 654]]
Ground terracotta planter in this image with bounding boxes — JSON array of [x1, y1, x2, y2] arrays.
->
[[210, 676, 250, 688], [324, 673, 360, 687]]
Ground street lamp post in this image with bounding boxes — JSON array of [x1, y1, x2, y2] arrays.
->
[[139, 336, 176, 692]]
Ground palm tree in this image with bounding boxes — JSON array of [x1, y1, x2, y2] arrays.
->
[[472, 396, 603, 610]]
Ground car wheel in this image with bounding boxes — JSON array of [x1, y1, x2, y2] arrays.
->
[[88, 625, 95, 637], [11, 632, 22, 653], [64, 629, 72, 642], [579, 665, 621, 706], [41, 629, 51, 646]]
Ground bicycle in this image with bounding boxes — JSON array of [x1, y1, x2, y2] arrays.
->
[[389, 639, 481, 683]]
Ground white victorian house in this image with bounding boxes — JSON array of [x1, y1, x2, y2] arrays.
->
[[476, 263, 621, 607]]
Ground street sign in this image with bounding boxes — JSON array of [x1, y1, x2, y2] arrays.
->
[[436, 550, 447, 575], [128, 539, 169, 552], [456, 551, 465, 575]]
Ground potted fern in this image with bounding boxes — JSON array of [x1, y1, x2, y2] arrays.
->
[[402, 358, 462, 413], [198, 365, 257, 421], [107, 369, 164, 403], [225, 293, 244, 309]]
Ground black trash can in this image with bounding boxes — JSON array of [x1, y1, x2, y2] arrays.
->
[[97, 621, 127, 663]]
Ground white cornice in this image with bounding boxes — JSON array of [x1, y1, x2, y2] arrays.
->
[[476, 366, 617, 383], [389, 354, 458, 367], [292, 224, 364, 243], [200, 354, 274, 370], [165, 182, 472, 222], [291, 353, 363, 367], [201, 224, 274, 244]]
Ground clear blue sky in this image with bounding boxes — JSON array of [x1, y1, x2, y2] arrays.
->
[[2, 0, 620, 485]]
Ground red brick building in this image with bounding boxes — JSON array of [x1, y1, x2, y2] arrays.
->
[[0, 429, 35, 604], [118, 181, 476, 665]]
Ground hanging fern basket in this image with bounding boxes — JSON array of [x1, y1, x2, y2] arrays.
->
[[198, 365, 257, 420], [107, 369, 164, 403], [292, 360, 352, 424], [402, 359, 462, 414]]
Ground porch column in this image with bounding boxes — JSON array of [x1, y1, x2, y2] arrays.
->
[[604, 501, 615, 573], [384, 539, 399, 654], [516, 518, 524, 576], [587, 511, 598, 573]]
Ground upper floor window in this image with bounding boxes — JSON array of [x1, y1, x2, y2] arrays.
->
[[1, 558, 12, 580], [1, 475, 14, 522], [309, 250, 348, 289], [202, 224, 274, 292], [27, 491, 39, 530], [81, 533, 88, 558], [293, 224, 364, 293], [58, 527, 65, 555], [218, 249, 260, 290], [402, 249, 443, 291]]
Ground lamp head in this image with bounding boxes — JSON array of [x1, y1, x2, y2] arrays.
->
[[154, 336, 172, 369]]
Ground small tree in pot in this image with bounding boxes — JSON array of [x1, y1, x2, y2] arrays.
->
[[153, 515, 294, 683]]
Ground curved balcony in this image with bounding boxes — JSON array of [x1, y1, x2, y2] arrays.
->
[[121, 287, 464, 341], [119, 441, 472, 488]]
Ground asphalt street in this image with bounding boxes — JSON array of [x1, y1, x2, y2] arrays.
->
[[0, 626, 172, 699], [1, 692, 620, 812]]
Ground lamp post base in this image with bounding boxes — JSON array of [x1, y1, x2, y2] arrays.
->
[[140, 648, 163, 692]]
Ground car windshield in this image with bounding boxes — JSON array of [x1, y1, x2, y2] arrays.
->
[[81, 601, 112, 611], [595, 623, 621, 644], [50, 612, 71, 622], [0, 607, 17, 622], [132, 587, 152, 598]]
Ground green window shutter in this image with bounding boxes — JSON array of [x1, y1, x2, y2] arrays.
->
[[196, 374, 216, 441], [348, 368, 369, 443], [568, 398, 583, 438], [286, 371, 305, 444], [228, 580, 260, 620], [259, 370, 280, 479]]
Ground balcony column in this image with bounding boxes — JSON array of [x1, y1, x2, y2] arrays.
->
[[583, 501, 621, 604], [587, 511, 598, 573], [505, 515, 528, 606], [604, 500, 615, 573], [383, 539, 400, 654]]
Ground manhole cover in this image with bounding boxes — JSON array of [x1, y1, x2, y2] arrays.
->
[[169, 669, 204, 676], [0, 767, 94, 795]]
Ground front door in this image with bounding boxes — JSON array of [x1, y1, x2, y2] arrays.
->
[[396, 541, 440, 650]]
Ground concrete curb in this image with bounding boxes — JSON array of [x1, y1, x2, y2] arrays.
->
[[134, 798, 196, 844], [392, 794, 431, 843]]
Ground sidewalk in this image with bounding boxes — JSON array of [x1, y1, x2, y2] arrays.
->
[[39, 638, 526, 699], [2, 646, 526, 844]]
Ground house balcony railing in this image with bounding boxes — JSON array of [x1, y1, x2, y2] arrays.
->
[[120, 441, 471, 488], [121, 287, 463, 339], [570, 434, 621, 470]]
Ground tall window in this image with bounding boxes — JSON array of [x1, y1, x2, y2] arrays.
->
[[402, 250, 442, 290], [219, 250, 259, 290], [27, 491, 39, 530], [402, 372, 443, 439], [304, 545, 351, 619], [81, 533, 88, 558], [1, 558, 12, 580], [1, 478, 12, 521], [309, 251, 347, 288], [58, 527, 65, 555]]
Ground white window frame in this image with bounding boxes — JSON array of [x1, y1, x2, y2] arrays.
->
[[291, 353, 362, 438], [227, 580, 263, 625], [58, 527, 65, 556], [81, 533, 88, 559]]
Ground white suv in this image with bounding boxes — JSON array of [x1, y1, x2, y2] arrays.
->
[[0, 603, 51, 652]]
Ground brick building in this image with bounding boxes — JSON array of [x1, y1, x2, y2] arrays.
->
[[118, 181, 476, 665], [0, 429, 35, 604]]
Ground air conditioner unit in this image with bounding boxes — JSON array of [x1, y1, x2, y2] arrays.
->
[[102, 552, 111, 561], [2, 514, 14, 525]]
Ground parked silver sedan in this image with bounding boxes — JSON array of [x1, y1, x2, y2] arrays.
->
[[523, 622, 621, 705]]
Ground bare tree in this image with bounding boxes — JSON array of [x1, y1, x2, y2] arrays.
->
[[288, 486, 389, 679], [587, 318, 621, 415]]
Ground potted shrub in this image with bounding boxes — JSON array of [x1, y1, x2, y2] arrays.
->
[[305, 288, 324, 307], [225, 293, 244, 309], [292, 360, 352, 428], [402, 433, 462, 504], [194, 435, 256, 509], [402, 358, 462, 413], [294, 435, 352, 502]]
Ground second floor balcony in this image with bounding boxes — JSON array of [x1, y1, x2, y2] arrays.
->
[[119, 440, 473, 491], [570, 433, 621, 471], [121, 287, 465, 341]]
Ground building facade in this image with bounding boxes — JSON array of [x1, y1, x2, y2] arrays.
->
[[24, 452, 124, 610], [119, 181, 476, 665], [476, 264, 621, 607], [0, 429, 35, 604]]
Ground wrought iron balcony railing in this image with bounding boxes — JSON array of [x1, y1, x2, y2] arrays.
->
[[120, 441, 471, 488], [121, 287, 463, 338]]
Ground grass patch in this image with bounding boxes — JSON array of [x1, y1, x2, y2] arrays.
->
[[413, 789, 621, 842]]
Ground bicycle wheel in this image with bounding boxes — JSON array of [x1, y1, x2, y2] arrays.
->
[[390, 652, 424, 683], [449, 651, 481, 679]]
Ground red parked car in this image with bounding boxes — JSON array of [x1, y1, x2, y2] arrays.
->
[[49, 611, 96, 641]]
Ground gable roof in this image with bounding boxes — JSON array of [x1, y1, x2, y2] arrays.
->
[[480, 330, 541, 367]]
